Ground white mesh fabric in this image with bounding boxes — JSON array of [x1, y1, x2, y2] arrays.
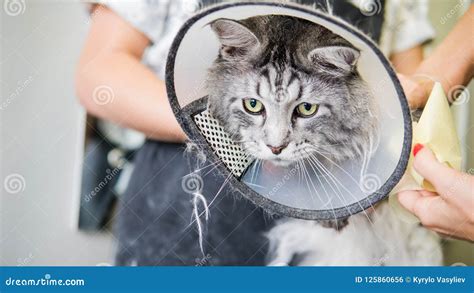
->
[[193, 109, 253, 178]]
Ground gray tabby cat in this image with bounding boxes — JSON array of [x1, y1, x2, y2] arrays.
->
[[207, 15, 377, 165], [206, 15, 441, 265]]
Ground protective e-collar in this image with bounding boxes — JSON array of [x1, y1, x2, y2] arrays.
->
[[166, 2, 411, 220]]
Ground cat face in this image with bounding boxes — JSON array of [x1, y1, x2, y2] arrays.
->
[[206, 16, 378, 166]]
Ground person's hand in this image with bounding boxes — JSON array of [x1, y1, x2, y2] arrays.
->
[[397, 74, 434, 109], [398, 144, 474, 241]]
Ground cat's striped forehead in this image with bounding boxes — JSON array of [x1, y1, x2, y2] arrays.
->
[[255, 64, 302, 104]]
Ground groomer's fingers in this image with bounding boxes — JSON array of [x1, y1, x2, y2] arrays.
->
[[397, 74, 425, 108], [398, 191, 474, 241], [419, 190, 437, 197], [412, 144, 473, 202], [397, 74, 433, 108], [398, 190, 449, 229]]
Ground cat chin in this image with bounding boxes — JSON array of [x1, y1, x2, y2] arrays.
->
[[246, 151, 294, 166], [249, 151, 304, 167], [261, 157, 294, 167]]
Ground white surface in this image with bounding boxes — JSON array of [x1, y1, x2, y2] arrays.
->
[[1, 1, 114, 265]]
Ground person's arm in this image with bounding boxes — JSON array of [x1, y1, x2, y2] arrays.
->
[[402, 5, 474, 108], [75, 6, 187, 142], [391, 46, 426, 107], [396, 6, 474, 242], [390, 46, 425, 75]]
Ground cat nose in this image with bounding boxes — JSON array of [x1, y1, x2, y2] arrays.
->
[[266, 143, 288, 155]]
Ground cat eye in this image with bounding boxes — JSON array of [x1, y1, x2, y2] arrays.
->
[[295, 102, 318, 118], [243, 98, 265, 114]]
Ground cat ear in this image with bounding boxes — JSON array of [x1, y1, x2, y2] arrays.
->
[[210, 19, 260, 59], [307, 46, 360, 75]]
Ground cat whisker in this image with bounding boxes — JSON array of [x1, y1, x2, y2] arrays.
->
[[310, 150, 394, 246], [250, 158, 261, 184], [187, 151, 252, 229], [303, 153, 339, 222], [203, 160, 225, 176], [307, 150, 377, 226], [191, 159, 223, 174], [299, 158, 321, 207], [305, 152, 353, 218]]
